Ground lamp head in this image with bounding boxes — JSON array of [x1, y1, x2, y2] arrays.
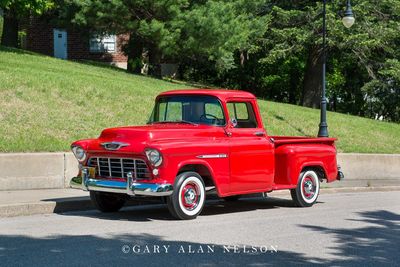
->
[[342, 0, 355, 28]]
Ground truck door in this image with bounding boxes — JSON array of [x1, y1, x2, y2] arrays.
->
[[226, 100, 274, 193]]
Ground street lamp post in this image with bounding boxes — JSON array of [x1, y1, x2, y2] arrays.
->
[[318, 0, 355, 137]]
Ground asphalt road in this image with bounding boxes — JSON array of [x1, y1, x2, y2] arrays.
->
[[0, 190, 399, 266]]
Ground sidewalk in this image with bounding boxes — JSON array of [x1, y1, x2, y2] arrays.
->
[[0, 189, 92, 217], [1, 181, 400, 218]]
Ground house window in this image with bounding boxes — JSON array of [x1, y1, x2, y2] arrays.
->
[[89, 34, 116, 53]]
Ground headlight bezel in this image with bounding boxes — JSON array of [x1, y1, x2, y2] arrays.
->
[[71, 145, 87, 162], [145, 148, 163, 167]]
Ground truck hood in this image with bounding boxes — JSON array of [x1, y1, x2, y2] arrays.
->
[[75, 123, 224, 153]]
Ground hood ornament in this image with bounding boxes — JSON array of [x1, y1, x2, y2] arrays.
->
[[101, 142, 129, 151]]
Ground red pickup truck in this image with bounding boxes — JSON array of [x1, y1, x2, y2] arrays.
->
[[70, 89, 343, 219]]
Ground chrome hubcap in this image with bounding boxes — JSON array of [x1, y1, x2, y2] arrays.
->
[[185, 188, 196, 205], [181, 182, 200, 211], [305, 181, 313, 193], [302, 176, 316, 199]]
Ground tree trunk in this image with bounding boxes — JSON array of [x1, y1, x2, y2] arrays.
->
[[1, 8, 19, 47], [302, 46, 323, 108], [148, 43, 162, 78], [288, 67, 298, 104], [332, 92, 337, 112], [238, 50, 249, 91], [126, 33, 143, 74]]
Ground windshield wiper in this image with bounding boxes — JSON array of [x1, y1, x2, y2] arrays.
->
[[149, 120, 199, 126]]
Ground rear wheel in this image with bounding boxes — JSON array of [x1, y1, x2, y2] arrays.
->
[[167, 172, 206, 220], [90, 191, 126, 212], [291, 170, 320, 207]]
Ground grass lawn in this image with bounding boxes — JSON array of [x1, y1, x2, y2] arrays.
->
[[0, 46, 399, 153]]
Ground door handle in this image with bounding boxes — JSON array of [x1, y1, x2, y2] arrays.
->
[[254, 131, 265, 137]]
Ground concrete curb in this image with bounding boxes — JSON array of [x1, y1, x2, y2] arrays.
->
[[0, 198, 93, 218], [319, 186, 400, 194], [1, 186, 399, 218], [0, 195, 157, 218]]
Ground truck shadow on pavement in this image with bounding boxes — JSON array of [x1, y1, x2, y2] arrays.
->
[[61, 197, 303, 222], [0, 210, 398, 266]]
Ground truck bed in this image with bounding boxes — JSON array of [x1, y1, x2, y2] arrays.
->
[[271, 136, 338, 188], [271, 136, 337, 147]]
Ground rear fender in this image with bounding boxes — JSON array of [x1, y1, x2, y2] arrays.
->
[[299, 162, 327, 182], [274, 144, 338, 186]]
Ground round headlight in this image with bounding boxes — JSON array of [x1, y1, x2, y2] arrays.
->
[[145, 148, 162, 167], [72, 146, 87, 162]]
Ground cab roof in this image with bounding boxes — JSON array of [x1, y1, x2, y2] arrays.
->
[[158, 89, 256, 102]]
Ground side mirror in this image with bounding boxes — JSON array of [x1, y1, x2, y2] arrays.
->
[[230, 118, 238, 128]]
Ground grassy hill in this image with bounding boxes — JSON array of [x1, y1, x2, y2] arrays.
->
[[0, 46, 399, 153]]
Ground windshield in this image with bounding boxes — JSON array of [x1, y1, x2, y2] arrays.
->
[[148, 95, 226, 126]]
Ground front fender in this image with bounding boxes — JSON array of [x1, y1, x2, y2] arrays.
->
[[160, 156, 229, 196]]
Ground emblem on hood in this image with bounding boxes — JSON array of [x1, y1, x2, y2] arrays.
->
[[101, 142, 129, 151]]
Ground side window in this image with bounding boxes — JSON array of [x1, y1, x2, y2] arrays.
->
[[227, 103, 235, 120], [158, 102, 167, 121], [227, 102, 258, 128], [166, 102, 182, 121], [234, 103, 249, 120], [205, 103, 224, 120]]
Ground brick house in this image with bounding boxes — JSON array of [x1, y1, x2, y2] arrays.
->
[[24, 16, 179, 76], [25, 17, 129, 69]]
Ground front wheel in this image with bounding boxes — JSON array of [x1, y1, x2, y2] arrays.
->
[[90, 191, 126, 212], [167, 172, 206, 220], [291, 170, 320, 207]]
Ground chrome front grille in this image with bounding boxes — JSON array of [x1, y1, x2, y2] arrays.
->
[[87, 157, 150, 180]]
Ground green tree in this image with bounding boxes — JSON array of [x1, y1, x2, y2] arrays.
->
[[62, 0, 188, 76], [361, 59, 400, 122], [175, 1, 269, 73], [53, 0, 400, 121], [233, 0, 400, 120], [258, 0, 400, 113], [61, 0, 268, 78], [0, 0, 54, 47]]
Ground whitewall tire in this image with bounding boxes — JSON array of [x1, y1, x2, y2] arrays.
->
[[167, 172, 206, 220], [291, 170, 320, 207]]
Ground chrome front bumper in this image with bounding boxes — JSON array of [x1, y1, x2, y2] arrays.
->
[[70, 168, 173, 197]]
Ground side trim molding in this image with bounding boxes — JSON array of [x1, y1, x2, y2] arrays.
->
[[196, 154, 228, 159]]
